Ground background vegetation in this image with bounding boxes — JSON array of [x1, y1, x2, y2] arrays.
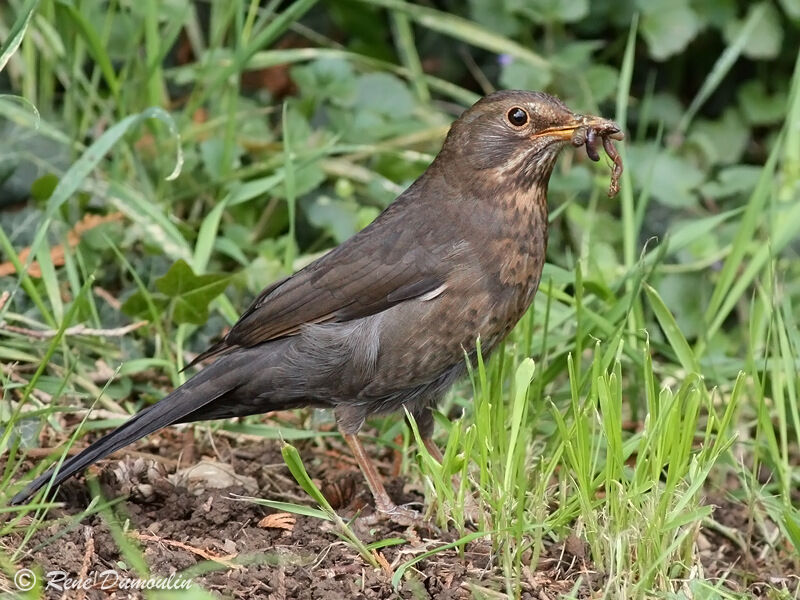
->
[[1, 0, 799, 597]]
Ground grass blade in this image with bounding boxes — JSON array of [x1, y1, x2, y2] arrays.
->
[[0, 0, 39, 73], [644, 283, 700, 374]]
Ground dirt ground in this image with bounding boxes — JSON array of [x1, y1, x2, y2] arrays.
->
[[4, 421, 591, 600], [3, 418, 797, 599]]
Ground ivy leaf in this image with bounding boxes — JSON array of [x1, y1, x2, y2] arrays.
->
[[699, 165, 762, 199], [629, 143, 704, 208], [692, 0, 736, 29], [641, 93, 685, 130], [688, 108, 750, 166], [778, 0, 800, 19], [738, 80, 788, 126], [290, 57, 356, 106], [724, 2, 782, 60], [274, 161, 326, 199], [467, 0, 521, 36], [640, 1, 704, 61], [154, 259, 231, 325], [304, 195, 361, 243], [121, 290, 169, 320], [584, 64, 619, 103], [515, 0, 589, 23], [200, 138, 241, 180], [354, 73, 415, 118], [499, 59, 552, 94]]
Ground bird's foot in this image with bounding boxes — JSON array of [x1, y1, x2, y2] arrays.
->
[[362, 502, 428, 528], [381, 503, 423, 527]]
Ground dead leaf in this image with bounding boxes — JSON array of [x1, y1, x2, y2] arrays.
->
[[258, 512, 296, 531], [0, 212, 123, 278]]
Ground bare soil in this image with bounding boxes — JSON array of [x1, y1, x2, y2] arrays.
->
[[3, 422, 589, 600], [3, 419, 797, 599]]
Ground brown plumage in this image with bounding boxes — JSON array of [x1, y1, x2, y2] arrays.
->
[[11, 91, 623, 519]]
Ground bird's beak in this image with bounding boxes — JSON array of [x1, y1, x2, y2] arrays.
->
[[532, 114, 625, 141]]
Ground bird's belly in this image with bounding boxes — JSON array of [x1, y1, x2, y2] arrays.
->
[[368, 270, 540, 392]]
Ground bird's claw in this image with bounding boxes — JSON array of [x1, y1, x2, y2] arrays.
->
[[361, 502, 431, 529], [382, 503, 423, 526]]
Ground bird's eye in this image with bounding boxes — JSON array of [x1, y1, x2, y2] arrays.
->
[[507, 107, 529, 127]]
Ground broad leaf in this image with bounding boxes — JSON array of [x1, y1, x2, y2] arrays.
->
[[155, 259, 231, 325]]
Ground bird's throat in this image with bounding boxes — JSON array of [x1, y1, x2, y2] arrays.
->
[[489, 185, 549, 292]]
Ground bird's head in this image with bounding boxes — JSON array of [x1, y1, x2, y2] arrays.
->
[[440, 90, 623, 190]]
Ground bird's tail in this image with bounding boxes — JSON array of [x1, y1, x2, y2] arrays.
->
[[9, 352, 247, 506]]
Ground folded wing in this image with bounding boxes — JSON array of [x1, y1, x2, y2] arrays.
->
[[190, 193, 462, 366]]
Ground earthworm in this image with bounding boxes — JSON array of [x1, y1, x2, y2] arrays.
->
[[602, 135, 623, 198], [571, 124, 624, 197], [585, 128, 600, 162]]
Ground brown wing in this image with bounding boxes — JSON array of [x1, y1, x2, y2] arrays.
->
[[188, 189, 461, 367]]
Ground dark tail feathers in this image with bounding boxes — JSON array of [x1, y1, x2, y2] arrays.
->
[[10, 357, 243, 506]]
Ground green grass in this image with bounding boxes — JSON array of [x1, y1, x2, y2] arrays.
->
[[1, 0, 799, 598]]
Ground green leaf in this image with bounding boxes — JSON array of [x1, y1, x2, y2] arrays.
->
[[366, 538, 407, 551], [778, 0, 800, 19], [354, 72, 415, 117], [678, 2, 766, 133], [517, 0, 589, 23], [688, 108, 749, 165], [281, 103, 314, 145], [584, 64, 619, 103], [8, 106, 184, 320], [640, 93, 685, 129], [738, 79, 788, 126], [281, 442, 337, 515], [692, 0, 737, 28], [155, 259, 230, 325], [304, 195, 361, 243], [550, 40, 603, 71], [724, 2, 782, 60], [30, 174, 59, 202], [654, 274, 706, 340], [466, 0, 521, 36], [274, 161, 325, 199], [0, 0, 39, 73], [699, 165, 762, 199], [200, 138, 241, 180], [504, 358, 535, 491], [629, 143, 704, 208], [280, 441, 379, 569], [121, 290, 169, 319], [500, 60, 552, 94], [241, 497, 333, 521], [644, 283, 700, 374], [783, 507, 800, 554], [640, 1, 703, 61], [291, 57, 357, 105]]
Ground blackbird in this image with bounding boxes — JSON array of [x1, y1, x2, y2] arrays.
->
[[11, 90, 623, 518]]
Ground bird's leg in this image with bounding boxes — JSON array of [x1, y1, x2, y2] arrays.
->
[[422, 437, 445, 463], [341, 431, 421, 525], [341, 432, 395, 512]]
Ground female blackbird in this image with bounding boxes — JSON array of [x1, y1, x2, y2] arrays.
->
[[11, 91, 623, 520]]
